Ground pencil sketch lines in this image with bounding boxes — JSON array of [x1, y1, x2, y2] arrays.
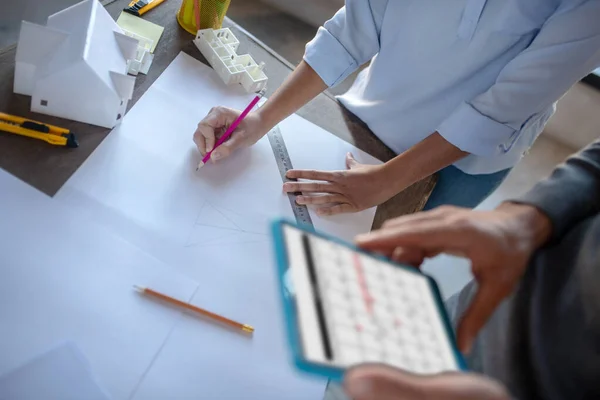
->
[[184, 199, 269, 248]]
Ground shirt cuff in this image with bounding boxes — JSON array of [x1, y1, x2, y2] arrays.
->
[[303, 27, 358, 88], [437, 102, 517, 157]]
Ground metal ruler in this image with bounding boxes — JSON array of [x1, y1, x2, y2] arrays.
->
[[267, 126, 314, 229]]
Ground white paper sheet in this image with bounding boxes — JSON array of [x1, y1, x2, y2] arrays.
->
[[0, 170, 199, 400], [52, 51, 381, 398], [0, 342, 111, 400]]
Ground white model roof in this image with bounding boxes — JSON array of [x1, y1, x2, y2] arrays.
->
[[16, 0, 135, 100], [15, 22, 69, 66]]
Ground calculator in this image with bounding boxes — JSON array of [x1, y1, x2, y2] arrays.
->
[[271, 219, 467, 381]]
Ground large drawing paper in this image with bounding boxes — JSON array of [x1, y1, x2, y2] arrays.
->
[[53, 51, 381, 398], [0, 342, 111, 400], [0, 170, 199, 400]]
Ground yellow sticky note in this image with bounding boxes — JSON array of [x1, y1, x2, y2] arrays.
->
[[116, 12, 165, 53]]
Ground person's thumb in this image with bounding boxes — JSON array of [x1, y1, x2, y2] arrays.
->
[[456, 283, 505, 354], [345, 365, 510, 400], [210, 130, 246, 161]]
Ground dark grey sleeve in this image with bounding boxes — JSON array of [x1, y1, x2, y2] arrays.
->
[[510, 139, 600, 241]]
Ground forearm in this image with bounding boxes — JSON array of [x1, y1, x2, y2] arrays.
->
[[256, 61, 327, 130], [509, 139, 600, 241], [381, 132, 469, 193]]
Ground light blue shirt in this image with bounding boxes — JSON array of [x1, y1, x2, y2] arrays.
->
[[304, 0, 600, 174]]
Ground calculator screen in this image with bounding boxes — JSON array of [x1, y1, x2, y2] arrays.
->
[[282, 224, 459, 374]]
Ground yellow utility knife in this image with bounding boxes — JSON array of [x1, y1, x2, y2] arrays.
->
[[0, 112, 78, 148], [123, 0, 167, 16]]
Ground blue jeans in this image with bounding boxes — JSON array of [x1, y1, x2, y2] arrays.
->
[[423, 166, 511, 211]]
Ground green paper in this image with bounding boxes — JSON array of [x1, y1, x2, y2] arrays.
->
[[116, 12, 164, 53]]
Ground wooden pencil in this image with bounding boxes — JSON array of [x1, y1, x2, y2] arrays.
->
[[134, 285, 254, 333]]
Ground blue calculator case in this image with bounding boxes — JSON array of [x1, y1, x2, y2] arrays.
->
[[271, 218, 467, 382]]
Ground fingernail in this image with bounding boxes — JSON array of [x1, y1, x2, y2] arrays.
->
[[283, 183, 290, 191], [296, 196, 304, 204], [212, 151, 221, 160]]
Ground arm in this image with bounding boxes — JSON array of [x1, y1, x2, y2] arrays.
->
[[438, 1, 600, 157], [258, 0, 390, 130], [355, 141, 600, 350], [287, 2, 600, 214], [375, 1, 600, 201], [377, 133, 468, 199], [510, 139, 600, 241], [194, 0, 389, 159]]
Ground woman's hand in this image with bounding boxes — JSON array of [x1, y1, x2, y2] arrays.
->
[[283, 153, 400, 216], [193, 107, 269, 162], [344, 364, 509, 400], [356, 203, 552, 353]]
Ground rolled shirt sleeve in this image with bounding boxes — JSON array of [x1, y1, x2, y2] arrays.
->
[[438, 0, 600, 157], [303, 0, 389, 87]]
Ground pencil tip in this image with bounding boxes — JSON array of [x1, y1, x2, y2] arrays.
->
[[133, 285, 145, 293], [196, 162, 205, 171]]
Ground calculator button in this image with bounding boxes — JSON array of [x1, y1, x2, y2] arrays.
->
[[386, 355, 405, 370], [373, 303, 393, 321], [422, 350, 442, 368], [325, 289, 350, 309], [350, 296, 369, 315], [323, 277, 347, 293], [360, 331, 382, 351], [333, 326, 360, 346], [365, 278, 386, 296], [346, 281, 363, 299], [373, 288, 393, 305], [362, 351, 385, 363], [361, 260, 382, 280], [418, 330, 438, 349], [320, 263, 341, 278], [338, 347, 364, 366], [382, 339, 405, 359], [394, 328, 417, 346], [400, 355, 417, 371], [354, 315, 379, 334], [331, 309, 354, 327], [391, 294, 409, 308]]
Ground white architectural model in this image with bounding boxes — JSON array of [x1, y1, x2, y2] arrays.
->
[[14, 0, 138, 129], [119, 29, 154, 76], [193, 29, 268, 93]]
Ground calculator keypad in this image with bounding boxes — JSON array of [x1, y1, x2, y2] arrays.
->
[[308, 237, 457, 374]]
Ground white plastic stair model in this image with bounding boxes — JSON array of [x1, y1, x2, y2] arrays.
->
[[193, 28, 268, 93]]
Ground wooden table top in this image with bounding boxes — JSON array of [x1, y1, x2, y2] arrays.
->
[[0, 0, 435, 228]]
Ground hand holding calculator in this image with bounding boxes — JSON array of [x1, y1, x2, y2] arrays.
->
[[272, 220, 466, 381]]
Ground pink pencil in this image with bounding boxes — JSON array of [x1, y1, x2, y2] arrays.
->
[[196, 88, 266, 170]]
